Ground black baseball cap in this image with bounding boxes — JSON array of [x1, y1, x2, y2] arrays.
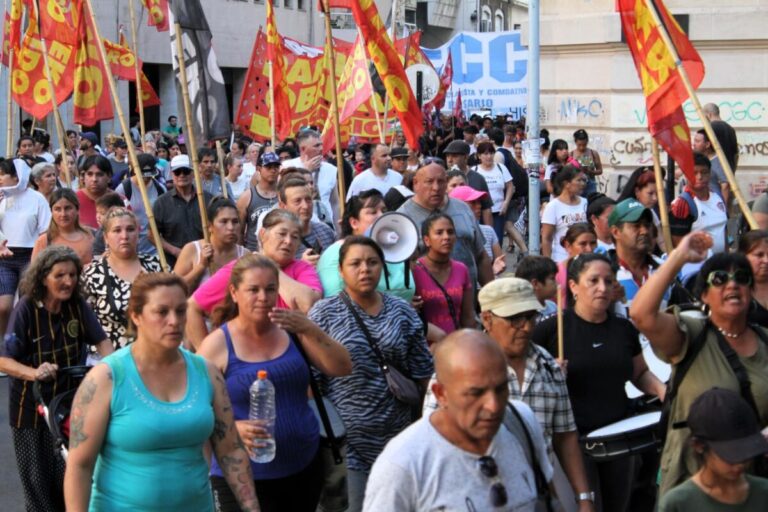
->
[[686, 388, 768, 464], [444, 140, 470, 155], [391, 147, 408, 159]]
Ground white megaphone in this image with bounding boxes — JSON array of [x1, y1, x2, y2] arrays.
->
[[368, 212, 419, 263]]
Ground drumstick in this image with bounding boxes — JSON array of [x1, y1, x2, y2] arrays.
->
[[557, 283, 564, 361]]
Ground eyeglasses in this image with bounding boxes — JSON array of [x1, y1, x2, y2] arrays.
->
[[477, 456, 508, 507], [502, 311, 538, 328], [172, 167, 193, 176], [707, 269, 752, 288]]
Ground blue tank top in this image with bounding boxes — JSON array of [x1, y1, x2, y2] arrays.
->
[[90, 346, 215, 511], [210, 323, 319, 480]]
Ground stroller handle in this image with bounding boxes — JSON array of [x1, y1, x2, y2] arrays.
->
[[33, 365, 92, 405]]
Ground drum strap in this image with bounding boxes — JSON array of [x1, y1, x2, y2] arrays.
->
[[290, 332, 344, 465], [504, 404, 554, 512]]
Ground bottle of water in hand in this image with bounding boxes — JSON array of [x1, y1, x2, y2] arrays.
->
[[248, 370, 276, 463]]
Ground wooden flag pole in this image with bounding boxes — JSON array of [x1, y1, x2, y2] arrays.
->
[[5, 47, 13, 156], [267, 61, 277, 149], [651, 139, 673, 251], [322, 0, 346, 214], [32, 0, 70, 186], [173, 22, 210, 243], [83, 0, 169, 270], [128, 0, 146, 151], [645, 1, 757, 230], [215, 140, 228, 199]]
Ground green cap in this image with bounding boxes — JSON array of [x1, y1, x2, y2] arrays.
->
[[608, 198, 652, 227]]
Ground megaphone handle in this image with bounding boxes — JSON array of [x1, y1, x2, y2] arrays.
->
[[404, 260, 410, 290]]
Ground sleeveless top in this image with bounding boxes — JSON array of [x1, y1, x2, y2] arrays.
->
[[210, 324, 319, 480], [193, 241, 247, 285], [90, 347, 215, 511], [244, 185, 279, 251]]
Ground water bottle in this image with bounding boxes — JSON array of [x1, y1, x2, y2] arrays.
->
[[248, 370, 276, 463]]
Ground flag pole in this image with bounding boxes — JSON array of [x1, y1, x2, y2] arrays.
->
[[215, 140, 228, 199], [83, 0, 169, 270], [651, 139, 673, 251], [5, 47, 13, 156], [128, 0, 146, 151], [322, 0, 346, 214], [645, 1, 757, 230], [173, 21, 210, 243], [267, 61, 277, 149], [31, 0, 70, 186]]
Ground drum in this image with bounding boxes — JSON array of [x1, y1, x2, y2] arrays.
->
[[626, 342, 671, 399], [582, 412, 661, 461]]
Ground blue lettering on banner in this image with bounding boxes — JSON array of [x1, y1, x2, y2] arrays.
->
[[422, 30, 528, 115]]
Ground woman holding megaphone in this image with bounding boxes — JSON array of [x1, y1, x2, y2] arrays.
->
[[317, 190, 415, 302]]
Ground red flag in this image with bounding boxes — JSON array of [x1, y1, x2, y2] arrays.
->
[[266, 0, 292, 140], [103, 37, 141, 81], [38, 0, 83, 47], [136, 70, 160, 111], [2, 13, 12, 66], [326, 0, 424, 150], [429, 51, 452, 111], [141, 0, 169, 32], [452, 90, 464, 127], [8, 0, 24, 53], [73, 2, 113, 125], [617, 0, 704, 182]]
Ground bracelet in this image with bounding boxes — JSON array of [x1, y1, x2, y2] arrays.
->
[[576, 491, 595, 503]]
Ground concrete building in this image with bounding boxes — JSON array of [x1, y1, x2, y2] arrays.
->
[[526, 0, 767, 201]]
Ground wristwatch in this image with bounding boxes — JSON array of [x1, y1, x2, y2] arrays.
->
[[576, 492, 595, 503]]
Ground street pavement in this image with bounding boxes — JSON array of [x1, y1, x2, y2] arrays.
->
[[0, 375, 25, 512]]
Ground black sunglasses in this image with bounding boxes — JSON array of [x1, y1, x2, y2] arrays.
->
[[478, 456, 508, 507], [172, 167, 193, 176], [707, 269, 752, 288], [503, 310, 538, 328]]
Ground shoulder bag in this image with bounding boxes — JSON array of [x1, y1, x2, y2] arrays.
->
[[339, 292, 422, 406]]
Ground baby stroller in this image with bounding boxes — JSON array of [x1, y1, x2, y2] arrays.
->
[[33, 366, 91, 462]]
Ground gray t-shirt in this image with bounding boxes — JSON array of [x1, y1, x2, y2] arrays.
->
[[398, 197, 486, 285], [364, 412, 539, 512]]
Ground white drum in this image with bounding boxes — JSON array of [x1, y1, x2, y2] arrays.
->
[[583, 412, 662, 461]]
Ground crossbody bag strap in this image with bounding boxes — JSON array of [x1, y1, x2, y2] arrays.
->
[[289, 332, 343, 464], [506, 403, 551, 507], [339, 292, 389, 372], [665, 319, 710, 433], [415, 260, 460, 330], [712, 325, 761, 417]]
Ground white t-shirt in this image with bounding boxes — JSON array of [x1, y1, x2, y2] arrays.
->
[[692, 192, 728, 254], [228, 175, 250, 201], [241, 161, 257, 184], [474, 164, 512, 213], [0, 187, 51, 247], [541, 197, 588, 263], [364, 405, 544, 512], [346, 168, 402, 201]]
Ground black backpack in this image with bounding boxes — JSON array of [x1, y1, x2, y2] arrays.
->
[[120, 178, 166, 200], [497, 147, 529, 200]]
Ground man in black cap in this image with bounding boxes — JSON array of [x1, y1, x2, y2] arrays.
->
[[659, 387, 768, 509], [108, 138, 130, 189], [389, 147, 411, 186], [443, 139, 493, 226]]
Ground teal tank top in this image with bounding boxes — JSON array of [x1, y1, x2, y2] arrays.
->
[[90, 346, 215, 511]]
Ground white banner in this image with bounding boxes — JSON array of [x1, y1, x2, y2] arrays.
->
[[422, 31, 528, 117]]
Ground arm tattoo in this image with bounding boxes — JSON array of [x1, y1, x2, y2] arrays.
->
[[212, 419, 227, 442], [69, 377, 98, 449]]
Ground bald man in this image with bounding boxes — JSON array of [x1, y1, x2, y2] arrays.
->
[[364, 330, 552, 512]]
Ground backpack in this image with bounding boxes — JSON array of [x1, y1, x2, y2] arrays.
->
[[120, 178, 166, 201], [497, 147, 528, 199]]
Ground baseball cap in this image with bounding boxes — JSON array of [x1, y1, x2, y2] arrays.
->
[[608, 198, 652, 227], [478, 278, 543, 318], [259, 152, 281, 166], [686, 388, 768, 464], [80, 132, 99, 146], [383, 185, 414, 212], [136, 153, 158, 177], [391, 147, 408, 159], [170, 154, 192, 172], [443, 140, 470, 155], [449, 185, 488, 203]]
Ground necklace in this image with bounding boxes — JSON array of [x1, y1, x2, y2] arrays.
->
[[715, 324, 746, 339]]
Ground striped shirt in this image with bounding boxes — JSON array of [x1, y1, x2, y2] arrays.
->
[[3, 296, 106, 428], [308, 293, 433, 471], [607, 249, 669, 318], [424, 342, 575, 462]]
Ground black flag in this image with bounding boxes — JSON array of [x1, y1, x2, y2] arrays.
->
[[168, 0, 230, 143]]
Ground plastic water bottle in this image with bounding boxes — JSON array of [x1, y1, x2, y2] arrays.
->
[[248, 370, 276, 463]]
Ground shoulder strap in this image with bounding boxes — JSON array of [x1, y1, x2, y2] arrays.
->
[[289, 332, 343, 464], [339, 292, 389, 372], [712, 326, 760, 417], [122, 178, 133, 200], [415, 259, 459, 330], [680, 190, 699, 221], [505, 403, 552, 507]]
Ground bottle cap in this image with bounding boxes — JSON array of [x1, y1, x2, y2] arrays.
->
[[258, 370, 268, 380]]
